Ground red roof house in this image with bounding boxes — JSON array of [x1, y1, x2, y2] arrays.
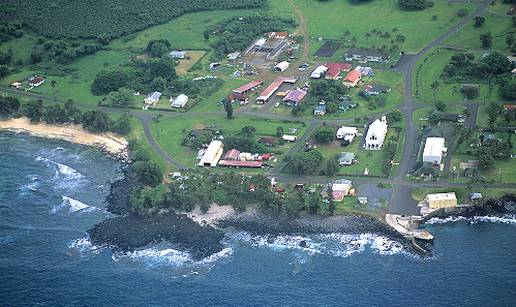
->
[[325, 63, 352, 80], [342, 70, 361, 88], [223, 149, 241, 160], [29, 77, 45, 87], [283, 89, 307, 106], [233, 80, 263, 94]]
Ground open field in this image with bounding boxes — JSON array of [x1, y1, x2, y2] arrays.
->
[[175, 51, 207, 75], [279, 0, 477, 53], [149, 115, 307, 168], [413, 47, 503, 104], [189, 77, 252, 113], [444, 11, 514, 52]]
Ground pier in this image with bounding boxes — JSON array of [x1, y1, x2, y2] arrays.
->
[[385, 214, 434, 241]]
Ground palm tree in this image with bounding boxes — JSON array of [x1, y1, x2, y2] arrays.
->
[[50, 80, 57, 103], [430, 80, 440, 103]]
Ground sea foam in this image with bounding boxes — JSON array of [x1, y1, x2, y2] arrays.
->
[[52, 196, 99, 214], [425, 214, 516, 225]]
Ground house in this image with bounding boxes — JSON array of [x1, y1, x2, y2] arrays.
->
[[28, 76, 45, 87], [266, 32, 288, 39], [144, 91, 162, 105], [423, 137, 447, 165], [338, 152, 355, 166], [10, 81, 21, 89], [238, 152, 253, 161], [169, 51, 186, 59], [344, 48, 390, 63], [171, 94, 188, 108], [342, 70, 361, 88], [328, 179, 354, 201], [336, 126, 358, 141], [227, 52, 241, 61], [325, 63, 352, 80], [503, 104, 516, 111], [310, 65, 328, 79], [507, 56, 516, 65], [358, 197, 368, 205], [274, 61, 290, 72], [258, 136, 277, 147], [354, 66, 374, 77], [283, 89, 307, 106], [254, 38, 267, 48], [233, 80, 263, 94], [282, 134, 297, 142], [470, 192, 483, 201], [314, 105, 327, 116], [364, 116, 388, 150], [198, 140, 224, 167], [364, 84, 391, 96], [226, 93, 249, 105], [257, 77, 297, 103], [425, 192, 457, 209], [223, 149, 241, 161]]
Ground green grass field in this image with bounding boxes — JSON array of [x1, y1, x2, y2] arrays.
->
[[413, 47, 503, 104], [412, 187, 515, 203], [282, 0, 476, 53], [444, 12, 514, 53], [189, 77, 252, 113], [149, 114, 307, 167]]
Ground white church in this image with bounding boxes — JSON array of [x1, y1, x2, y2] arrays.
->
[[364, 116, 388, 150]]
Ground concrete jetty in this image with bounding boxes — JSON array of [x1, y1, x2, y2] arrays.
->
[[385, 214, 434, 240]]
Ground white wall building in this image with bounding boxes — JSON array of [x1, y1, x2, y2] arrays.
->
[[198, 140, 224, 167], [336, 126, 359, 140], [171, 94, 188, 108], [423, 137, 447, 165], [364, 116, 388, 150], [310, 65, 328, 79], [274, 61, 290, 72], [144, 91, 162, 105]]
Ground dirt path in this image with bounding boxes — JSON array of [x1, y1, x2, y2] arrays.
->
[[288, 0, 309, 58]]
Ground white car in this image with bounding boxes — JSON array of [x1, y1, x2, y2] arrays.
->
[[274, 102, 280, 107]]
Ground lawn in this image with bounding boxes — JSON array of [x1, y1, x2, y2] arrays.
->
[[149, 114, 307, 168], [444, 12, 514, 53], [281, 0, 477, 53], [175, 51, 207, 75], [0, 33, 38, 65], [189, 77, 252, 113], [413, 47, 502, 104]]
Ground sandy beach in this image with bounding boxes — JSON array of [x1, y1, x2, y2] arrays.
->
[[187, 204, 236, 227], [0, 117, 128, 159]]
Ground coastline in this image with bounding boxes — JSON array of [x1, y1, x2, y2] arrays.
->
[[0, 117, 129, 161]]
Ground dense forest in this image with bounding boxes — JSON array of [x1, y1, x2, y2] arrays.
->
[[0, 0, 266, 40]]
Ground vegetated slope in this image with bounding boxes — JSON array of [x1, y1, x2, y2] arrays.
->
[[1, 0, 265, 39]]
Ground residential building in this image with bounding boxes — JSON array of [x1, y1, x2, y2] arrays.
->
[[198, 140, 224, 167], [344, 48, 390, 63], [314, 105, 327, 116], [325, 63, 352, 80], [364, 116, 388, 150], [171, 94, 188, 108], [310, 65, 328, 79], [336, 126, 358, 141], [219, 160, 263, 168], [144, 91, 162, 105], [10, 81, 21, 89], [28, 76, 45, 87], [258, 136, 277, 147], [338, 152, 355, 166], [274, 61, 290, 72], [169, 51, 186, 59], [283, 89, 307, 106], [233, 80, 263, 94], [223, 149, 241, 161], [339, 97, 357, 111], [354, 66, 374, 77], [282, 134, 297, 142], [425, 192, 458, 209], [364, 84, 391, 96], [226, 93, 249, 105], [342, 70, 361, 88], [423, 137, 447, 165]]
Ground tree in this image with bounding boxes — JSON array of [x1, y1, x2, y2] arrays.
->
[[314, 127, 335, 144], [308, 190, 322, 215], [240, 126, 256, 137], [284, 190, 305, 217], [387, 109, 403, 122], [324, 156, 339, 177], [150, 77, 167, 92], [223, 100, 233, 119], [477, 147, 494, 169], [327, 184, 336, 215], [486, 101, 502, 128], [50, 80, 57, 103], [132, 160, 163, 187], [107, 87, 133, 107], [64, 100, 81, 123], [480, 32, 492, 48], [43, 104, 67, 124], [91, 68, 136, 95], [146, 39, 171, 58], [500, 79, 516, 100], [430, 80, 440, 103], [111, 113, 132, 135], [398, 0, 434, 10], [0, 96, 20, 117], [80, 110, 111, 133], [23, 100, 44, 122], [473, 16, 485, 27], [480, 52, 512, 75], [287, 150, 323, 175], [276, 126, 284, 137], [435, 100, 446, 111]]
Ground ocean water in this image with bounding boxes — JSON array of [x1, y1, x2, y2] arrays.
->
[[1, 133, 515, 306]]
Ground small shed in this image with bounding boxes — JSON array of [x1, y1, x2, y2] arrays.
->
[[258, 136, 277, 147], [274, 61, 290, 72], [169, 51, 186, 59], [171, 94, 188, 108]]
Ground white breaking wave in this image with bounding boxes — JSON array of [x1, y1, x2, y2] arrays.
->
[[18, 175, 40, 194], [36, 156, 84, 179], [230, 231, 407, 258], [52, 196, 99, 213], [425, 214, 516, 225], [36, 156, 86, 189], [68, 237, 101, 255]]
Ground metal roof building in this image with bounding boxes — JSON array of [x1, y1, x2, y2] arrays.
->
[[198, 140, 224, 167]]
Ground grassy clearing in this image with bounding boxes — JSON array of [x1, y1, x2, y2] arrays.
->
[[189, 77, 252, 113], [149, 114, 307, 167], [444, 13, 514, 52], [412, 187, 515, 203], [283, 0, 476, 53], [413, 47, 502, 104], [0, 33, 38, 64], [175, 51, 207, 75]]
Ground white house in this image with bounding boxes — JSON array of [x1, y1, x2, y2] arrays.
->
[[274, 61, 290, 72], [423, 137, 447, 165], [282, 134, 297, 142], [171, 94, 188, 108], [364, 116, 388, 150], [310, 65, 328, 79], [198, 140, 224, 167], [338, 152, 355, 166], [144, 91, 162, 105], [336, 126, 359, 141], [227, 52, 240, 61]]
